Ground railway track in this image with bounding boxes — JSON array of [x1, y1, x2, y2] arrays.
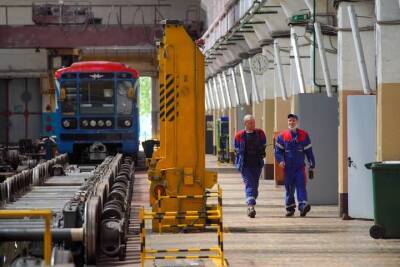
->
[[0, 153, 141, 266]]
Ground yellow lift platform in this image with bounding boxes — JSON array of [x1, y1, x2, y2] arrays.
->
[[144, 20, 224, 266]]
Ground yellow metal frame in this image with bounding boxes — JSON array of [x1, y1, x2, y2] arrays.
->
[[0, 209, 52, 266], [140, 185, 225, 266]]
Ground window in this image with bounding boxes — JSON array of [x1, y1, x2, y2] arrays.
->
[[117, 80, 133, 114], [80, 80, 114, 114], [60, 80, 77, 114]]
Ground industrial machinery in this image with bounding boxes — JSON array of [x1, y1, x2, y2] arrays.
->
[[0, 153, 136, 266], [147, 20, 218, 229], [44, 61, 140, 162], [217, 116, 230, 163]]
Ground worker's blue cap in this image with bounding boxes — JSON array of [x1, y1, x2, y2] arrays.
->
[[287, 113, 298, 120]]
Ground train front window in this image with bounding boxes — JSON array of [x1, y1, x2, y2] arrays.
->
[[117, 80, 134, 114], [60, 81, 77, 115], [80, 80, 114, 114]]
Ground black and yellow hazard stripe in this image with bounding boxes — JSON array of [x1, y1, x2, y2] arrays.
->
[[163, 73, 177, 121], [158, 194, 219, 199], [147, 210, 218, 216], [218, 220, 224, 252], [161, 223, 219, 228], [159, 74, 173, 121], [144, 255, 222, 260], [145, 247, 219, 253], [145, 214, 221, 220]]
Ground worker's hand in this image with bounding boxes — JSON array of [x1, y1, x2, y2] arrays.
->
[[279, 161, 285, 168]]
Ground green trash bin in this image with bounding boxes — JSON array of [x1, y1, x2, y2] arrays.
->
[[365, 161, 400, 239]]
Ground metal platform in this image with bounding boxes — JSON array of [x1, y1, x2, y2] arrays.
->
[[0, 170, 90, 229]]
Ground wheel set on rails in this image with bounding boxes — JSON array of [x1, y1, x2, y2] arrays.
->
[[100, 156, 135, 260], [0, 153, 137, 266]]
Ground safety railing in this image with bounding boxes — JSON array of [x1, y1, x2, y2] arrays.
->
[[0, 209, 52, 266], [140, 185, 225, 266]]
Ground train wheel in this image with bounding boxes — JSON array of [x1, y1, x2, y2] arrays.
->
[[84, 196, 100, 264]]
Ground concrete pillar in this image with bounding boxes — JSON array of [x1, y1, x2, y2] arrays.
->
[[151, 76, 159, 139], [337, 1, 376, 217], [228, 107, 237, 163], [376, 0, 400, 161], [212, 109, 218, 155], [261, 44, 275, 179], [252, 102, 263, 129]]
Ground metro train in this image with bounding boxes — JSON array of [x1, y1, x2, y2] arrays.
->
[[43, 61, 140, 162]]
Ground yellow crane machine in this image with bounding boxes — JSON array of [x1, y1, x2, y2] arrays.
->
[[147, 20, 218, 231]]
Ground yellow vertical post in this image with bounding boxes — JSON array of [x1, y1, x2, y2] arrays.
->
[[0, 210, 52, 266], [217, 185, 224, 266], [140, 207, 145, 267], [44, 213, 52, 266]]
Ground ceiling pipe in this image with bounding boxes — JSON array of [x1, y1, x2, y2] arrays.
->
[[211, 79, 220, 109], [314, 22, 333, 97], [217, 74, 227, 109], [207, 82, 215, 110], [248, 58, 261, 103], [347, 5, 372, 95], [222, 71, 232, 108], [239, 62, 251, 105], [274, 40, 288, 100], [205, 83, 211, 110], [291, 32, 306, 94], [229, 67, 240, 106]]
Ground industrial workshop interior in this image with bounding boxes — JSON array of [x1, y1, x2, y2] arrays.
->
[[1, 0, 400, 266]]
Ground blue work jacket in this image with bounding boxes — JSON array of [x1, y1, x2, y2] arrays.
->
[[234, 129, 266, 171], [274, 128, 315, 171]]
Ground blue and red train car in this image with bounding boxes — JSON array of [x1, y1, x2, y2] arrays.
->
[[43, 61, 140, 162]]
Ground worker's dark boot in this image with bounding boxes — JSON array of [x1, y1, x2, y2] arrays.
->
[[247, 205, 256, 218], [285, 210, 295, 217], [300, 204, 311, 217]]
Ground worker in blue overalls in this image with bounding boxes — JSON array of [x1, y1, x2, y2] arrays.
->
[[234, 114, 266, 218], [275, 113, 315, 217]]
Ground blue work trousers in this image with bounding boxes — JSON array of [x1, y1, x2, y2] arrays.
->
[[285, 167, 308, 212], [241, 167, 262, 205]]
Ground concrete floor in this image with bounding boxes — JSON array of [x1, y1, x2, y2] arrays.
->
[[135, 155, 400, 267]]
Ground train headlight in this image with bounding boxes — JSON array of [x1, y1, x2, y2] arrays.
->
[[63, 120, 71, 128], [124, 119, 132, 127], [105, 120, 112, 127], [62, 118, 77, 129], [90, 120, 97, 127], [97, 120, 104, 127], [82, 120, 89, 127]]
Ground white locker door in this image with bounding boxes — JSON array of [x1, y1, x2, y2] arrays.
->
[[347, 95, 376, 219]]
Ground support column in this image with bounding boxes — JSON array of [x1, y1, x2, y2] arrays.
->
[[252, 102, 263, 131], [228, 107, 237, 163], [212, 109, 218, 155], [151, 76, 159, 139], [262, 44, 275, 179], [376, 0, 400, 161], [337, 1, 376, 217]]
